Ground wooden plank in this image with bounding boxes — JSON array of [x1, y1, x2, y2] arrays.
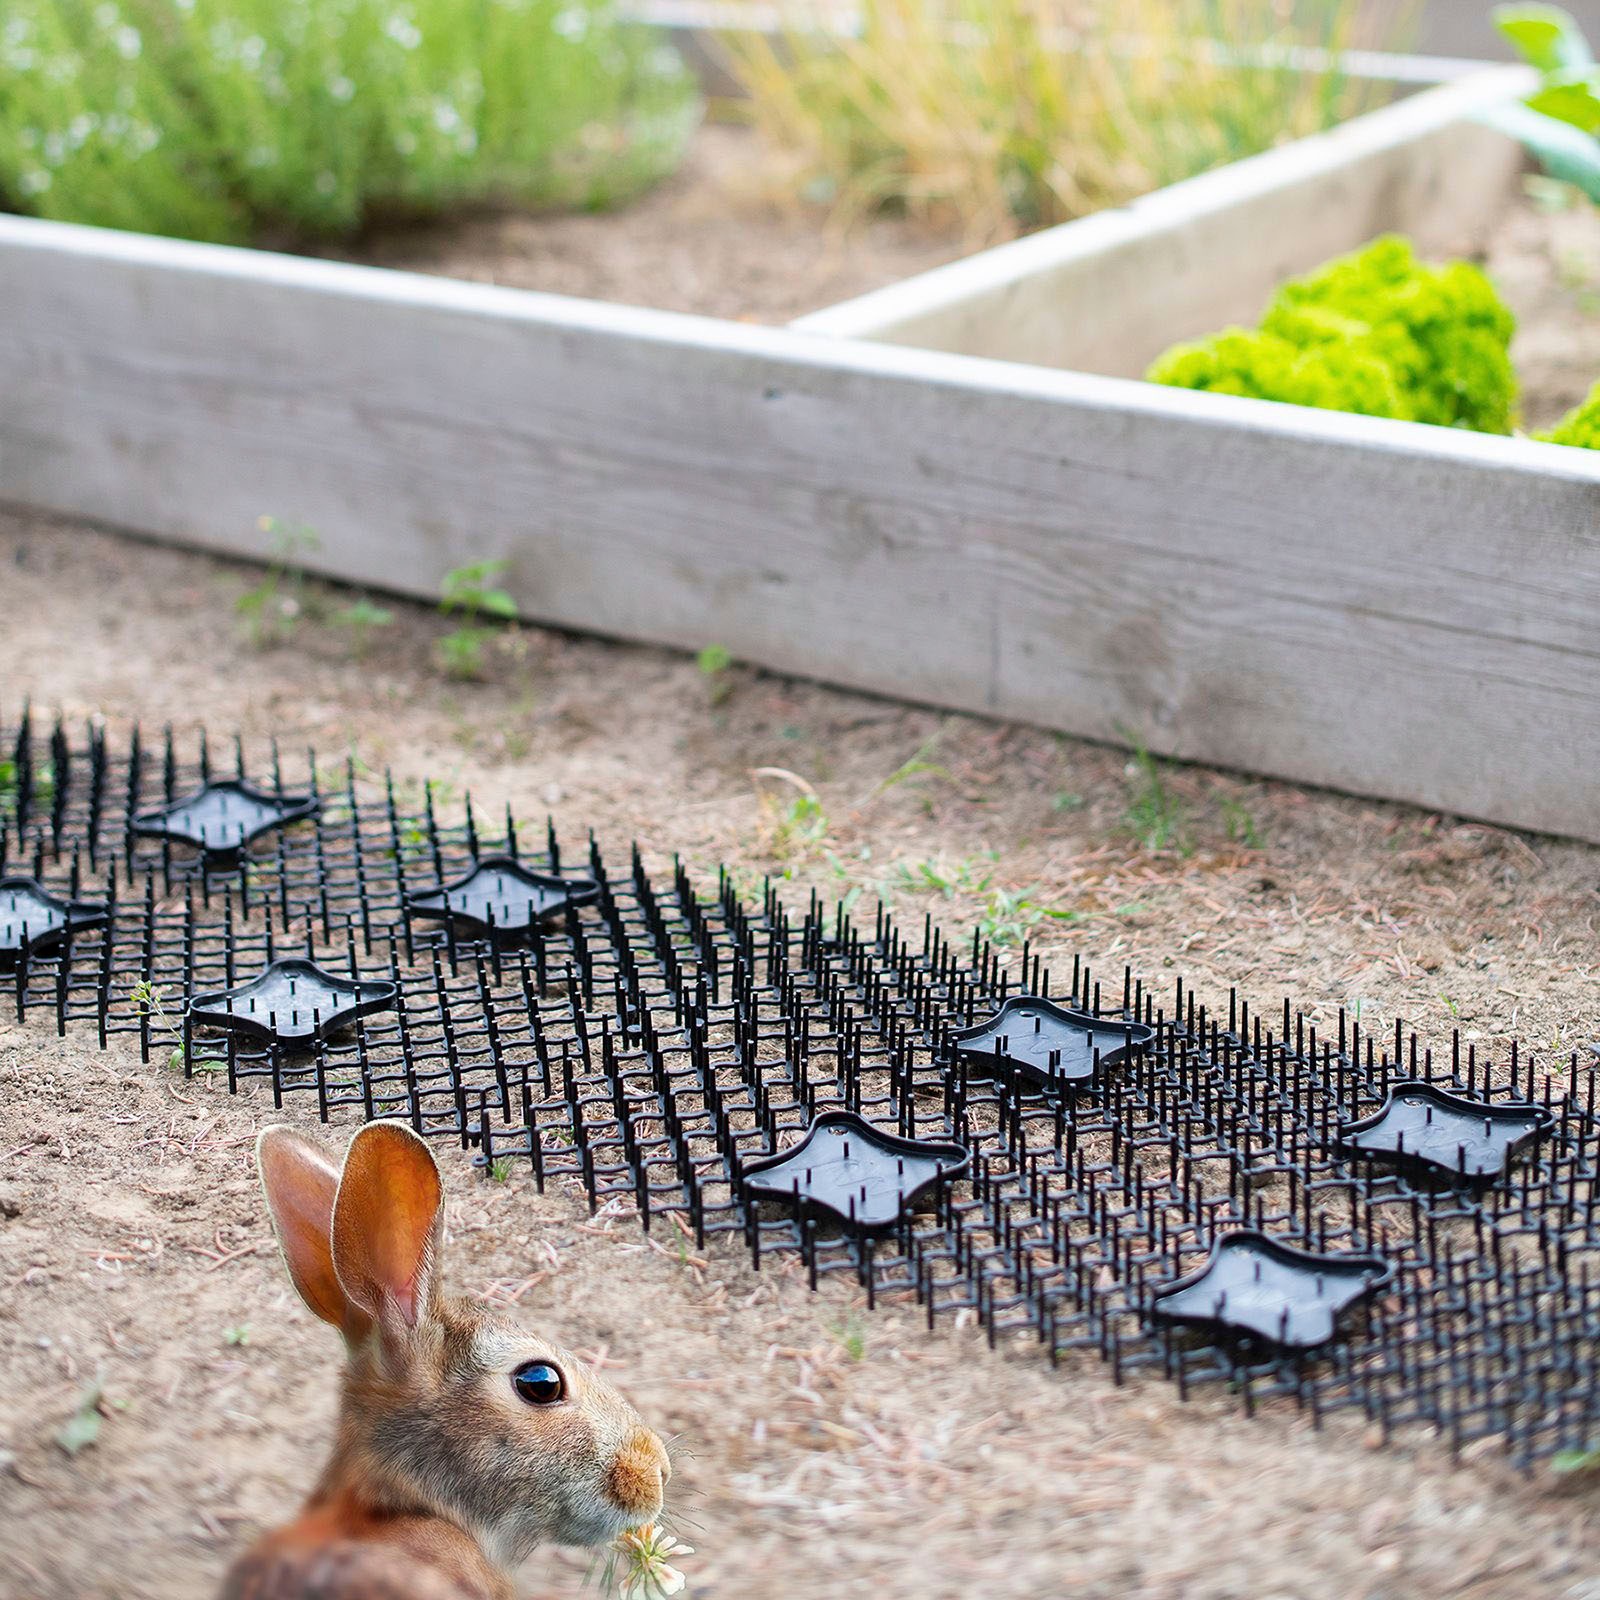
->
[[3, 215, 1600, 841], [795, 67, 1532, 378]]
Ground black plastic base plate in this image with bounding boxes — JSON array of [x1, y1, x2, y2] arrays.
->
[[1337, 1081, 1555, 1181], [742, 1111, 970, 1230], [950, 994, 1154, 1090], [0, 876, 107, 967], [187, 959, 398, 1045], [131, 780, 317, 864], [1150, 1231, 1394, 1351], [404, 855, 599, 942]]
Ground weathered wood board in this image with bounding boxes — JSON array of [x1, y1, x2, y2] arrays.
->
[[3, 207, 1600, 841]]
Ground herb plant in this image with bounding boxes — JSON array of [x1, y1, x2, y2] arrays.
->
[[0, 0, 698, 244]]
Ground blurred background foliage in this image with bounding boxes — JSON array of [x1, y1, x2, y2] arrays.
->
[[0, 0, 700, 243], [719, 0, 1410, 240]]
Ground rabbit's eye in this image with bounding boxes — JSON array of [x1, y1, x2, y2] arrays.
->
[[512, 1361, 564, 1406]]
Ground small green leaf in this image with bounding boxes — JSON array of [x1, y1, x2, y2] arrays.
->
[[1495, 3, 1594, 73], [55, 1380, 105, 1456], [1553, 1445, 1600, 1474], [480, 590, 518, 620], [697, 643, 732, 675], [338, 598, 393, 630]]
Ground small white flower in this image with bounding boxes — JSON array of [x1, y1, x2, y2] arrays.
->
[[114, 24, 141, 58], [328, 74, 355, 102], [18, 168, 51, 196], [238, 33, 265, 68], [613, 1524, 694, 1600], [553, 7, 588, 40], [315, 170, 336, 194]]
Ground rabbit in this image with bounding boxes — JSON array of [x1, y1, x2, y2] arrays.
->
[[220, 1120, 671, 1600]]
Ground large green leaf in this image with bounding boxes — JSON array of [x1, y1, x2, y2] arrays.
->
[[1478, 99, 1600, 201], [1494, 3, 1595, 73], [1528, 72, 1600, 131]]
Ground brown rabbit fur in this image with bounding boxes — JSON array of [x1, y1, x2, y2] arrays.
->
[[220, 1121, 670, 1600]]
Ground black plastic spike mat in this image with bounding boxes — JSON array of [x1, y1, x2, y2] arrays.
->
[[4, 705, 1600, 1467]]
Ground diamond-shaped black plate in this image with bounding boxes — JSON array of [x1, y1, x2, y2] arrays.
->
[[950, 994, 1154, 1090], [187, 959, 398, 1046], [404, 855, 599, 942], [131, 780, 317, 863], [742, 1111, 969, 1230], [1337, 1081, 1555, 1182], [1151, 1231, 1393, 1351], [0, 877, 107, 966]]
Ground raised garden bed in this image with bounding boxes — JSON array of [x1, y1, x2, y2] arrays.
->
[[4, 54, 1600, 846]]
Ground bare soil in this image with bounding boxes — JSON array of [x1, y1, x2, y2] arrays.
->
[[3, 510, 1600, 1600], [1485, 185, 1600, 432], [336, 123, 966, 325]]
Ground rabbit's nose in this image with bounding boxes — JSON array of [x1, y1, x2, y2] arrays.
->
[[606, 1427, 670, 1515]]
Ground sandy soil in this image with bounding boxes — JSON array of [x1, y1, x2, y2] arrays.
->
[[335, 123, 966, 325], [1486, 184, 1600, 432], [3, 510, 1600, 1600]]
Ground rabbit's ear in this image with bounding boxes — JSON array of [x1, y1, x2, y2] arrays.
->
[[257, 1126, 369, 1340], [330, 1121, 443, 1333]]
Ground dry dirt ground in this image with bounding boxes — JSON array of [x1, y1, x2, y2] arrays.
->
[[1485, 183, 1600, 432], [3, 511, 1600, 1600], [334, 123, 967, 326]]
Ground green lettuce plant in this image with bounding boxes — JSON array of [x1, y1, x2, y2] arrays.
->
[[1482, 4, 1600, 202], [1538, 379, 1600, 445], [0, 0, 698, 244], [1147, 235, 1517, 432]]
